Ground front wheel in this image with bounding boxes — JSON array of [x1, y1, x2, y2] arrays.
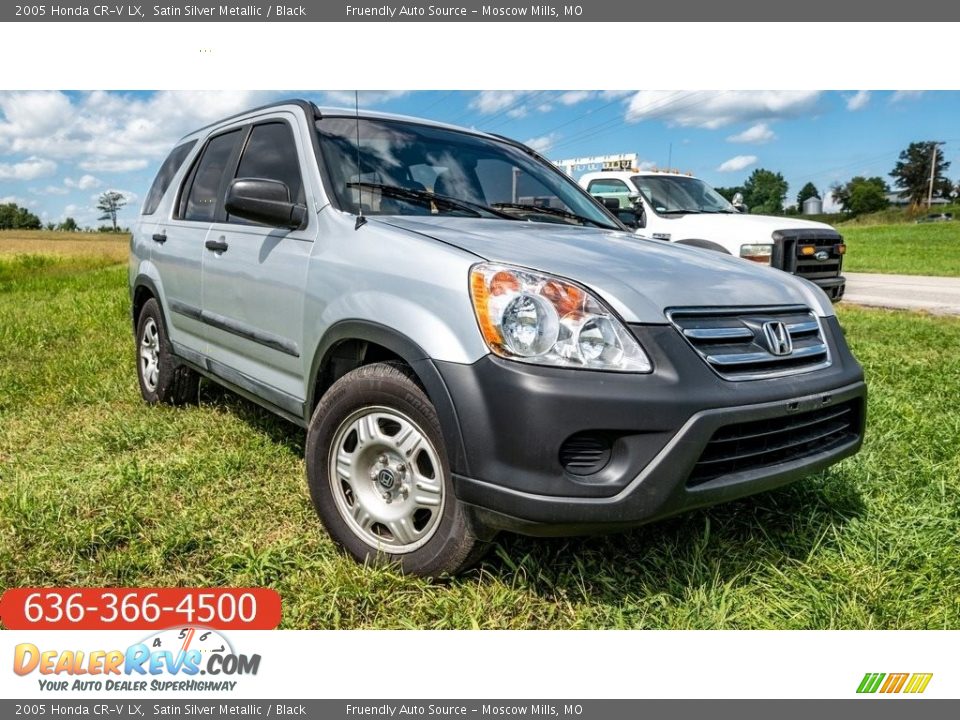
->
[[305, 362, 488, 577]]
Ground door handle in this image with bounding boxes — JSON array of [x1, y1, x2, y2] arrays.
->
[[151, 232, 167, 244], [205, 238, 229, 253]]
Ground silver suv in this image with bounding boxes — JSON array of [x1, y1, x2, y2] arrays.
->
[[130, 100, 866, 576]]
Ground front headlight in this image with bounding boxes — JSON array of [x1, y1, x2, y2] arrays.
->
[[739, 243, 773, 264], [469, 263, 652, 372]]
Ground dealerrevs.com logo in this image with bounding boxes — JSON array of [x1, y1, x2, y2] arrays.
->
[[13, 627, 261, 692], [857, 673, 933, 694]]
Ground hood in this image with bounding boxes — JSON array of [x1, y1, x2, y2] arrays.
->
[[376, 216, 834, 324], [649, 212, 839, 245]]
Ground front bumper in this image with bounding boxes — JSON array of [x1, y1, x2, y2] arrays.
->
[[435, 316, 866, 535], [813, 275, 846, 301]]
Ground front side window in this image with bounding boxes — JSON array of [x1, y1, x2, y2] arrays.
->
[[316, 117, 617, 229], [180, 129, 243, 222], [232, 122, 305, 215]]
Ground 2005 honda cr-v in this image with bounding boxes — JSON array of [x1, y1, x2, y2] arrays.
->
[[130, 99, 866, 576]]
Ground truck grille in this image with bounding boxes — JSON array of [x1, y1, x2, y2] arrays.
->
[[771, 229, 844, 282], [687, 399, 861, 486], [667, 305, 831, 381]]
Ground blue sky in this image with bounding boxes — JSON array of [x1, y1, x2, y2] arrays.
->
[[1, 90, 958, 227]]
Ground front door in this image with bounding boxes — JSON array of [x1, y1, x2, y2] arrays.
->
[[200, 118, 315, 409]]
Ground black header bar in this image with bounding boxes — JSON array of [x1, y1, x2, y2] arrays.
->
[[2, 0, 954, 22]]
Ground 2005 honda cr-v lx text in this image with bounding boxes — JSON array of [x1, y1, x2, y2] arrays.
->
[[130, 99, 867, 576]]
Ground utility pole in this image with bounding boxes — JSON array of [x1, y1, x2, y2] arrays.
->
[[927, 141, 944, 209]]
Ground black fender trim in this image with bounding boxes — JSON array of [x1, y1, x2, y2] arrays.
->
[[675, 238, 732, 254], [131, 274, 162, 331], [307, 320, 470, 476]]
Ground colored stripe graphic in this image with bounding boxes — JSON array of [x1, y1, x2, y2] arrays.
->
[[857, 672, 932, 694], [857, 673, 885, 693], [903, 673, 933, 694], [880, 673, 909, 693]]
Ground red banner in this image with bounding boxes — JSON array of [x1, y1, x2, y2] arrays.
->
[[0, 587, 281, 630]]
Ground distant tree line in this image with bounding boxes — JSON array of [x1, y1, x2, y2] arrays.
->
[[717, 140, 957, 218], [0, 191, 129, 233]]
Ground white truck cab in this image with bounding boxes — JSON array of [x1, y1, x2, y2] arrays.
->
[[576, 168, 847, 301]]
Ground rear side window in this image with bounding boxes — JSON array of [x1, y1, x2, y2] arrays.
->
[[142, 140, 196, 216], [180, 129, 243, 222], [233, 122, 305, 210]]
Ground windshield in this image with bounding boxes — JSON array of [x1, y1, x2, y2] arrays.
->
[[631, 175, 736, 214], [316, 117, 618, 229]]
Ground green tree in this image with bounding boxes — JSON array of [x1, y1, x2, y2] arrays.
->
[[890, 141, 952, 206], [831, 176, 889, 216], [58, 217, 79, 232], [743, 168, 788, 215], [96, 190, 127, 232], [0, 202, 42, 230], [796, 182, 820, 209]]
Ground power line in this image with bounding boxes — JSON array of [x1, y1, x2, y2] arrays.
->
[[544, 91, 709, 155]]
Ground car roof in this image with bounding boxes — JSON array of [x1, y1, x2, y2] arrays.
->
[[176, 98, 507, 146], [581, 170, 700, 180]]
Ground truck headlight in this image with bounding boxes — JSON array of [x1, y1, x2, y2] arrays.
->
[[739, 243, 773, 264], [469, 263, 652, 372]]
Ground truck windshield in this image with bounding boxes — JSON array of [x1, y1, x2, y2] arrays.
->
[[316, 117, 618, 229], [631, 175, 736, 214]]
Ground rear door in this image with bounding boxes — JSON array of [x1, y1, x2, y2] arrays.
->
[[200, 116, 315, 409], [154, 128, 244, 356]]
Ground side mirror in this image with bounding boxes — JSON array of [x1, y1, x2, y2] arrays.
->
[[616, 209, 641, 230], [225, 178, 307, 229], [731, 192, 748, 213], [595, 196, 620, 210]]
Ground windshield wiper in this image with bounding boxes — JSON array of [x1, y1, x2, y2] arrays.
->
[[347, 182, 492, 218], [658, 209, 701, 215], [490, 202, 615, 229]]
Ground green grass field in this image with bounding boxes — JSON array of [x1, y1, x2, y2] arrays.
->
[[1, 232, 958, 629], [841, 222, 960, 277]]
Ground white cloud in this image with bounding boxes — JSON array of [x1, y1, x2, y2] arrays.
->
[[1, 195, 29, 205], [35, 185, 69, 195], [558, 91, 593, 106], [717, 155, 758, 173], [0, 92, 72, 142], [65, 174, 102, 190], [726, 122, 776, 144], [599, 90, 632, 100], [469, 90, 529, 114], [890, 90, 924, 103], [626, 90, 820, 129], [79, 158, 148, 173], [0, 90, 275, 174], [0, 156, 57, 181], [523, 133, 560, 153], [320, 90, 409, 108], [845, 90, 871, 111]]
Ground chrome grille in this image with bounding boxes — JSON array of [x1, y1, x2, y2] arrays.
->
[[667, 305, 831, 380], [771, 230, 845, 281]]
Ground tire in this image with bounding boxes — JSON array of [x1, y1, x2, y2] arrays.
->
[[306, 362, 488, 577], [135, 297, 199, 406]]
